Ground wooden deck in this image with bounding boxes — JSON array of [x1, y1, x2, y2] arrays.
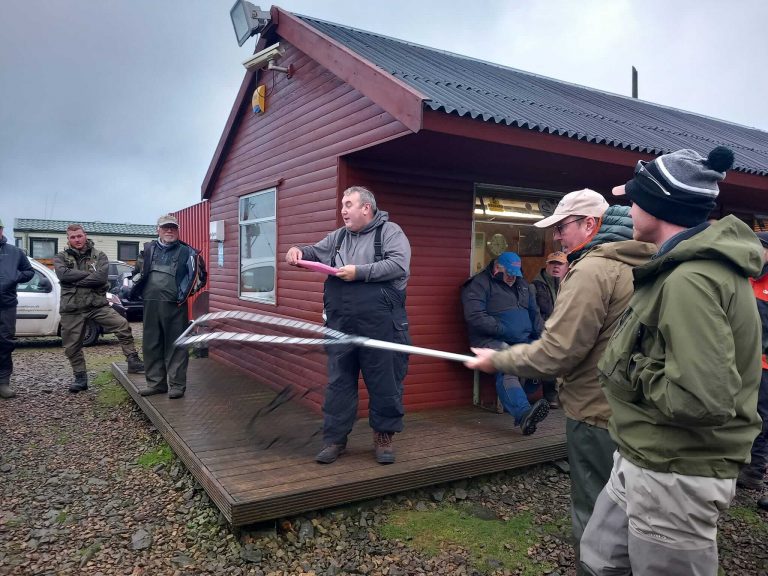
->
[[112, 358, 567, 526]]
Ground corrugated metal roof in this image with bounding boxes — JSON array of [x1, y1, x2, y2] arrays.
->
[[14, 218, 156, 236], [298, 15, 768, 176]]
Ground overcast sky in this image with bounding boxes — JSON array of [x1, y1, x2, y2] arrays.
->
[[2, 0, 767, 240]]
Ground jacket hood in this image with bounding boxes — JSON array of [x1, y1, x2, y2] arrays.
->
[[353, 210, 389, 235], [582, 239, 657, 268], [569, 205, 634, 262], [636, 215, 764, 282]]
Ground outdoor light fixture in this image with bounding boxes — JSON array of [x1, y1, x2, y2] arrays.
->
[[230, 1, 271, 47]]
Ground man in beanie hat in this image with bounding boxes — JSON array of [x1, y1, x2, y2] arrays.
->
[[580, 147, 763, 575], [738, 231, 768, 512], [461, 251, 548, 435], [0, 218, 34, 398], [132, 214, 207, 399], [466, 189, 656, 569], [531, 251, 568, 407]]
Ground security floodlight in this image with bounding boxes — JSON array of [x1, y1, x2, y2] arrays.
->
[[230, 1, 271, 47]]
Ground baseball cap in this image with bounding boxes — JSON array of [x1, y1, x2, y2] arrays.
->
[[546, 251, 567, 264], [157, 214, 179, 227], [535, 189, 609, 228], [496, 252, 523, 277]]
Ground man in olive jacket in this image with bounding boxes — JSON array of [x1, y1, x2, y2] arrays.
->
[[580, 147, 762, 575], [466, 189, 656, 567], [54, 224, 144, 393]]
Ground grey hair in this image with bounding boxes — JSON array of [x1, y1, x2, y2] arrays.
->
[[344, 186, 377, 213]]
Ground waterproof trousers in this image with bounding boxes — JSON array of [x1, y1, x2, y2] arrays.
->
[[0, 307, 16, 383], [142, 300, 189, 393], [566, 418, 616, 575], [581, 451, 735, 576], [322, 278, 409, 445], [61, 306, 136, 373]]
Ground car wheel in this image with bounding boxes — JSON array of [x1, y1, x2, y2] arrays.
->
[[82, 320, 101, 347]]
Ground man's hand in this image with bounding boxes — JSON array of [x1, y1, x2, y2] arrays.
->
[[464, 347, 497, 372], [285, 247, 302, 265], [335, 265, 356, 282]]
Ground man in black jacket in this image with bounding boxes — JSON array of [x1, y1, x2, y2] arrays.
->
[[132, 214, 206, 400], [0, 219, 34, 399]]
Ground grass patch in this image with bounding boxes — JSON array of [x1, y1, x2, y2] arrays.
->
[[91, 370, 129, 409], [728, 506, 768, 533], [379, 504, 557, 575], [55, 510, 68, 524], [54, 431, 71, 445], [137, 443, 175, 468]]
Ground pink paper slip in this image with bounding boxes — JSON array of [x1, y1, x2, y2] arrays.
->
[[296, 260, 339, 275]]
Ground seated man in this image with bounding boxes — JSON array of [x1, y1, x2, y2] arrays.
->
[[461, 251, 549, 434]]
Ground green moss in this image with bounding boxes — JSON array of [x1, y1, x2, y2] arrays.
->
[[137, 443, 175, 468], [55, 510, 68, 524], [728, 506, 768, 532], [379, 504, 558, 575], [91, 370, 129, 408]]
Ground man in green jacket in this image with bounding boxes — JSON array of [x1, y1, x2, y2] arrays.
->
[[53, 224, 144, 393], [580, 147, 763, 576]]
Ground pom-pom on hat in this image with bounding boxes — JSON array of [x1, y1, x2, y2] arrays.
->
[[613, 146, 734, 227], [496, 252, 523, 277]]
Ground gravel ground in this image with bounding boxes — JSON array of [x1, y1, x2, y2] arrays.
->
[[1, 325, 767, 575]]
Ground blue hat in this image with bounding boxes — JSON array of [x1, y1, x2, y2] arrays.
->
[[496, 252, 523, 277]]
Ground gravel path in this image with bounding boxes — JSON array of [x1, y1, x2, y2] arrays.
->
[[1, 326, 766, 575]]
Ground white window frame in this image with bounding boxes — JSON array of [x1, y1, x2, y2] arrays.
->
[[238, 187, 277, 304]]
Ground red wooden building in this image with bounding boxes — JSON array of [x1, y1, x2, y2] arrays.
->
[[200, 6, 768, 414]]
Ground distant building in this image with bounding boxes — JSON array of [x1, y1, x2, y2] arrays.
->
[[14, 218, 156, 264]]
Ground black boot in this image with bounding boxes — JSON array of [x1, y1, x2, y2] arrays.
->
[[126, 353, 145, 374], [69, 372, 88, 393]]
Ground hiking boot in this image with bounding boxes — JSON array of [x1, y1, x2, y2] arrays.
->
[[316, 443, 346, 464], [168, 388, 185, 399], [139, 386, 168, 397], [758, 494, 768, 511], [69, 372, 88, 393], [519, 399, 550, 436], [373, 431, 395, 464], [126, 353, 145, 374], [0, 383, 16, 399], [544, 393, 560, 409], [737, 468, 765, 491]]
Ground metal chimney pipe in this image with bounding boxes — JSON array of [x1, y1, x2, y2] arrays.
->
[[632, 66, 638, 99]]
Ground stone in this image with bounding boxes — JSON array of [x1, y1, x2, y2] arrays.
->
[[131, 528, 153, 551]]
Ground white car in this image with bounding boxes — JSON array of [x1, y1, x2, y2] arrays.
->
[[16, 258, 126, 346]]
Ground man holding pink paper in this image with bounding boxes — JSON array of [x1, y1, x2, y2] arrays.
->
[[286, 186, 411, 465]]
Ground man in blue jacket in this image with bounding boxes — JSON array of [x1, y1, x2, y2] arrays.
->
[[0, 219, 34, 399], [462, 251, 549, 434]]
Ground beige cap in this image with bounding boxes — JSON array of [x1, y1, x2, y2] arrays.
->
[[545, 251, 568, 264], [157, 214, 179, 227], [534, 189, 609, 228]]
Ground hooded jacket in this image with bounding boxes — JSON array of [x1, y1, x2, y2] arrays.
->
[[461, 261, 542, 347], [53, 239, 111, 313], [491, 206, 656, 427], [599, 215, 763, 478], [298, 210, 410, 290], [531, 269, 559, 321], [0, 235, 34, 309]]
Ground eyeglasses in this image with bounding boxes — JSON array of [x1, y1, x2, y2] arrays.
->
[[159, 225, 179, 231], [635, 161, 671, 196], [554, 216, 587, 235]]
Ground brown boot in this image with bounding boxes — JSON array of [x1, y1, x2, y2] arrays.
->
[[373, 431, 395, 464]]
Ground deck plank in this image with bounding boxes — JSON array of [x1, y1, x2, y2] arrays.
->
[[113, 358, 566, 526]]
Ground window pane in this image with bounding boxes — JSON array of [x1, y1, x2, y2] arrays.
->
[[18, 270, 51, 293], [240, 191, 275, 221], [117, 242, 139, 261], [240, 221, 276, 260], [240, 262, 275, 297], [31, 239, 56, 259]]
